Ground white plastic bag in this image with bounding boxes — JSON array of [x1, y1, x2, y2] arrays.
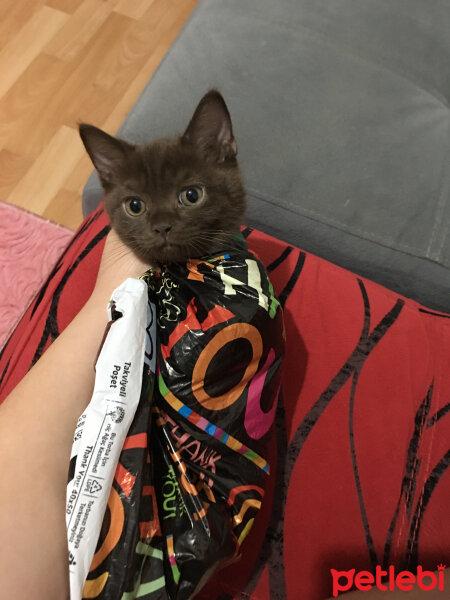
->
[[66, 278, 150, 600]]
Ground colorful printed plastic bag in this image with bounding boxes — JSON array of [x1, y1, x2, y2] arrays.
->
[[67, 236, 284, 599]]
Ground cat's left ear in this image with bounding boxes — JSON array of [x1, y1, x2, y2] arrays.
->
[[183, 90, 237, 163]]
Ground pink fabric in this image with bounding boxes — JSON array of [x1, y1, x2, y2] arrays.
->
[[0, 202, 73, 348]]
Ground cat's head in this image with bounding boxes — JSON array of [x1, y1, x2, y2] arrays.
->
[[79, 90, 246, 265]]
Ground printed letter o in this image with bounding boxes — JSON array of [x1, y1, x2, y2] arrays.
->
[[192, 323, 262, 410]]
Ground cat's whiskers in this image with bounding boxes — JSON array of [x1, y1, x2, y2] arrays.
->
[[184, 232, 232, 257], [187, 230, 237, 251], [189, 229, 232, 242], [81, 90, 246, 266]]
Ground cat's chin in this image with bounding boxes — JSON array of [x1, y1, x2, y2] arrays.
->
[[137, 243, 193, 266], [126, 234, 226, 266]]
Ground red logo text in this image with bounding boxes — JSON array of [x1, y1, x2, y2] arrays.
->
[[331, 565, 446, 596]]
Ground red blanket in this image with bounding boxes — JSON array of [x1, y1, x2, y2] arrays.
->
[[1, 207, 449, 599]]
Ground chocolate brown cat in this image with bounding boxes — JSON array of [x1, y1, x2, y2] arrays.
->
[[77, 92, 285, 600], [79, 91, 246, 265]]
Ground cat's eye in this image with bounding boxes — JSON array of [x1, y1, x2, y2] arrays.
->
[[124, 197, 146, 216], [178, 186, 204, 206]]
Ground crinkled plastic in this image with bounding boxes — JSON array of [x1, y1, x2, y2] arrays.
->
[[69, 236, 284, 599]]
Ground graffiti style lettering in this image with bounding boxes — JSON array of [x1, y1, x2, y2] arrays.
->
[[162, 465, 185, 520], [88, 487, 124, 574], [161, 412, 222, 474], [217, 259, 269, 310], [120, 542, 165, 599], [194, 447, 221, 473], [178, 440, 201, 462], [192, 323, 263, 410], [139, 485, 161, 539], [186, 259, 214, 282], [245, 348, 280, 439], [161, 300, 234, 361], [114, 462, 136, 499]]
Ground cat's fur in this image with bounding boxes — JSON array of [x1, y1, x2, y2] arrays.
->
[[79, 91, 246, 265]]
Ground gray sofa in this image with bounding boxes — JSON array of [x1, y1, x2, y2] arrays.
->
[[82, 0, 450, 312]]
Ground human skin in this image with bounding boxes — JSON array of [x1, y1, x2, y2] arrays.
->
[[0, 230, 148, 600]]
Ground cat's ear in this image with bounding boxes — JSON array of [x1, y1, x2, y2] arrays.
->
[[79, 124, 132, 186], [183, 90, 237, 162]]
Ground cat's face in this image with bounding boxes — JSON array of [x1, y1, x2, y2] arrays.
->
[[79, 91, 246, 265]]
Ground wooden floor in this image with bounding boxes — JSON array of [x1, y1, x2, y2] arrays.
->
[[0, 0, 198, 230]]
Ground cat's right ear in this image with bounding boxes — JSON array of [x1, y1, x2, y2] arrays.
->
[[79, 124, 132, 186], [183, 90, 237, 163]]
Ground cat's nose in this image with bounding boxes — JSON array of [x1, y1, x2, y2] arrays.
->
[[154, 224, 172, 235]]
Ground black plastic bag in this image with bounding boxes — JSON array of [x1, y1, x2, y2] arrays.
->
[[80, 236, 284, 599]]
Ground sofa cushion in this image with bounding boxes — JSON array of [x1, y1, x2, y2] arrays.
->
[[1, 209, 449, 599], [82, 0, 450, 312]]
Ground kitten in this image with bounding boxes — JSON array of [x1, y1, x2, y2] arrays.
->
[[79, 91, 246, 265]]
